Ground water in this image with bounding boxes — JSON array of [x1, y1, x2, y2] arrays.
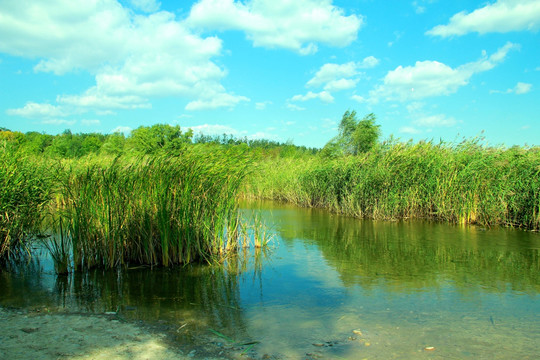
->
[[1, 200, 539, 359]]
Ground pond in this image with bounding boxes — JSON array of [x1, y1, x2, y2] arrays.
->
[[1, 200, 539, 359]]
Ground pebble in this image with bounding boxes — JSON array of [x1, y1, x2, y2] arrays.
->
[[424, 346, 435, 351], [352, 329, 363, 335]]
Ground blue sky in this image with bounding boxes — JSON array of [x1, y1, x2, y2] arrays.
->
[[1, 0, 539, 148]]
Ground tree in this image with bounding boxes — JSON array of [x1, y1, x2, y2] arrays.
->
[[322, 111, 381, 157]]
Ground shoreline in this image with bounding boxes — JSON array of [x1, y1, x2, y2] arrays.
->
[[0, 306, 223, 360]]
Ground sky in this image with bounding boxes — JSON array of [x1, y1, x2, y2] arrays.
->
[[1, 0, 539, 148]]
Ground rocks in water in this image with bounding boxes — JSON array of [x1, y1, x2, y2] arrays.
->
[[352, 329, 363, 336], [20, 327, 39, 333]]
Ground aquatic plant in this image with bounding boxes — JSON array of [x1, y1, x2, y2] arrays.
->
[[55, 145, 254, 270], [0, 144, 52, 262], [244, 139, 540, 230]]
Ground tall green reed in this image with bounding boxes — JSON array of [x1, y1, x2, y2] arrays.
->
[[245, 139, 540, 230], [55, 145, 253, 270], [0, 144, 53, 263]]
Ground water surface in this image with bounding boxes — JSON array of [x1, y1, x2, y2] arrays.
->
[[1, 200, 539, 359]]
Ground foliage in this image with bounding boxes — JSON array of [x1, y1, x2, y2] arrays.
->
[[0, 144, 53, 262], [54, 146, 253, 270], [321, 111, 381, 157], [246, 138, 540, 230]]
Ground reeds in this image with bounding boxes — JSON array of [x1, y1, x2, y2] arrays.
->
[[245, 139, 540, 230], [0, 144, 52, 262], [54, 145, 253, 270]]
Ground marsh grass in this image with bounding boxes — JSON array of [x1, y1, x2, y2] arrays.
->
[[0, 144, 53, 263], [53, 146, 255, 270], [245, 139, 540, 230]]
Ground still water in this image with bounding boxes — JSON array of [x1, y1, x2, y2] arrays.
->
[[1, 200, 539, 359]]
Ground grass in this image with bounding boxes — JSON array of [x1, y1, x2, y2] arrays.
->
[[242, 138, 540, 230], [52, 145, 254, 271], [0, 144, 53, 263]]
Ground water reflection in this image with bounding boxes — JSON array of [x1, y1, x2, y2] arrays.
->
[[252, 200, 540, 295], [1, 200, 539, 359]]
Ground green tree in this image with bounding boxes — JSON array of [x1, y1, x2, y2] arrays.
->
[[127, 124, 193, 154], [322, 111, 381, 157]]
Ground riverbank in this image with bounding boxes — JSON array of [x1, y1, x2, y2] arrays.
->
[[0, 306, 218, 360]]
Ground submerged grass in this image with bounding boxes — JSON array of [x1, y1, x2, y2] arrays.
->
[[243, 139, 540, 230], [53, 146, 253, 270]]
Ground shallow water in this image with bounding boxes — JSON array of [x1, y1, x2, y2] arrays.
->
[[1, 200, 539, 359]]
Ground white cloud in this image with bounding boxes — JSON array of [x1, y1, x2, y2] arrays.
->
[[358, 56, 379, 69], [305, 57, 377, 93], [58, 90, 151, 110], [41, 119, 76, 126], [291, 91, 334, 103], [399, 126, 421, 134], [413, 114, 457, 127], [130, 0, 160, 13], [307, 61, 358, 88], [247, 131, 279, 141], [255, 101, 272, 110], [369, 42, 518, 102], [324, 78, 358, 92], [111, 126, 132, 134], [286, 103, 306, 111], [81, 119, 101, 126], [185, 92, 249, 111], [427, 0, 540, 37], [6, 102, 66, 118], [405, 101, 457, 130], [412, 1, 426, 14], [188, 124, 240, 135], [0, 0, 246, 116], [186, 0, 363, 54], [515, 82, 532, 94], [491, 81, 533, 94], [351, 95, 367, 103]]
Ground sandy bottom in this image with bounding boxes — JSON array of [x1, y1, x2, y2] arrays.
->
[[0, 307, 219, 360]]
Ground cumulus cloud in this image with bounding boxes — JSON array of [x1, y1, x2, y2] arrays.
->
[[290, 91, 334, 103], [491, 81, 533, 94], [427, 0, 540, 37], [0, 0, 246, 117], [399, 126, 421, 134], [188, 124, 241, 135], [413, 114, 457, 127], [286, 103, 306, 111], [186, 0, 363, 54], [405, 102, 457, 131], [6, 102, 67, 118], [515, 82, 533, 94], [368, 42, 518, 102], [303, 57, 378, 96], [81, 119, 101, 126], [255, 101, 272, 110], [306, 57, 378, 89]]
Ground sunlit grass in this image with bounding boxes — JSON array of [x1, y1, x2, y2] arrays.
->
[[245, 139, 540, 230]]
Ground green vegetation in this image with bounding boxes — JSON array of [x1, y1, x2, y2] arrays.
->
[[0, 111, 538, 270], [0, 143, 53, 262], [247, 137, 540, 229]]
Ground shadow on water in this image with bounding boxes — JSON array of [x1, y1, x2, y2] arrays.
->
[[1, 200, 540, 359]]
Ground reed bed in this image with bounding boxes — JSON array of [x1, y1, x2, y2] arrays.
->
[[52, 146, 253, 271], [246, 139, 540, 230], [0, 145, 52, 262]]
